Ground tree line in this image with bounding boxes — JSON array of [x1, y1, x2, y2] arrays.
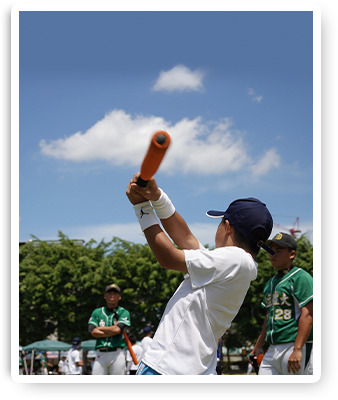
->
[[19, 231, 313, 349]]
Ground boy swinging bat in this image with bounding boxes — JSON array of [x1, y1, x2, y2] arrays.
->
[[126, 130, 275, 375]]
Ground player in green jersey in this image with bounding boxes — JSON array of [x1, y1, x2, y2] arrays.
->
[[88, 284, 131, 375], [250, 232, 313, 375]]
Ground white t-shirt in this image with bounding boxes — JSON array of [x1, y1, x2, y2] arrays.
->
[[126, 344, 144, 371], [141, 336, 153, 356], [142, 245, 257, 375], [67, 348, 82, 375], [58, 359, 67, 374]]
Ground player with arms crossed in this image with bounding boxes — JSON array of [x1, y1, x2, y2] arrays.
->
[[88, 284, 131, 375], [250, 232, 313, 375], [126, 174, 274, 375]]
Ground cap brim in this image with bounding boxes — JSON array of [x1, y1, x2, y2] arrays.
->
[[106, 289, 120, 294], [206, 210, 225, 218], [266, 238, 296, 251]]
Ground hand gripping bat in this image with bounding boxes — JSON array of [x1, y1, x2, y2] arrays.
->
[[249, 353, 264, 375], [136, 131, 171, 187], [249, 355, 259, 374]]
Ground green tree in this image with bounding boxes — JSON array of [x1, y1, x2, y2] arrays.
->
[[19, 232, 313, 349], [19, 232, 184, 345]]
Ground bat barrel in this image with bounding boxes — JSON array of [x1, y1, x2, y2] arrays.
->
[[137, 130, 171, 186], [152, 131, 170, 150], [123, 332, 139, 365]]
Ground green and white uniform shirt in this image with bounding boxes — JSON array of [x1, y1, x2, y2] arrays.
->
[[261, 267, 313, 345], [88, 306, 131, 349]]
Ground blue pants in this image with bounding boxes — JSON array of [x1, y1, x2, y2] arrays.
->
[[136, 361, 161, 375]]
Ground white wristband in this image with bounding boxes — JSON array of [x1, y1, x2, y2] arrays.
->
[[133, 201, 159, 232], [151, 188, 176, 219]]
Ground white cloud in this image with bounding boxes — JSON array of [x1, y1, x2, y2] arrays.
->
[[250, 148, 281, 176], [252, 95, 263, 103], [247, 87, 263, 103], [247, 87, 256, 96], [40, 109, 280, 177], [152, 65, 205, 92], [40, 110, 170, 164]]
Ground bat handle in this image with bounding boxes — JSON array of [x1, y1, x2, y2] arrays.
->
[[136, 176, 148, 187]]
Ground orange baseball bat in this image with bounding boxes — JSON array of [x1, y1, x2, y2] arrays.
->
[[137, 130, 171, 187], [123, 331, 139, 365]]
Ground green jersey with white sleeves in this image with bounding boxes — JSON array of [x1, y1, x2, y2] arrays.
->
[[261, 267, 313, 345], [88, 305, 131, 349]]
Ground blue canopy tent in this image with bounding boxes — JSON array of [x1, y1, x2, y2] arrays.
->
[[80, 340, 96, 351], [23, 339, 72, 351], [22, 340, 72, 374]]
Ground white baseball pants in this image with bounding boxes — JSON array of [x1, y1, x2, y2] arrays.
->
[[259, 342, 313, 375], [92, 349, 126, 375]]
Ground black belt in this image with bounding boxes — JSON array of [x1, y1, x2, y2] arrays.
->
[[97, 347, 124, 352]]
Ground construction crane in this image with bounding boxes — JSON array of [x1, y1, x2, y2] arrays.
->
[[274, 217, 301, 238]]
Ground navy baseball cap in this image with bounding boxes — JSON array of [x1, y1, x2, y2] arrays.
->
[[143, 327, 152, 334], [206, 197, 275, 255], [72, 337, 81, 348]]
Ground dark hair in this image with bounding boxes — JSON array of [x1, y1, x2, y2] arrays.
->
[[232, 226, 267, 257], [128, 334, 136, 345]]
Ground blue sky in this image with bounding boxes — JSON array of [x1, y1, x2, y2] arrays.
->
[[18, 9, 315, 247]]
